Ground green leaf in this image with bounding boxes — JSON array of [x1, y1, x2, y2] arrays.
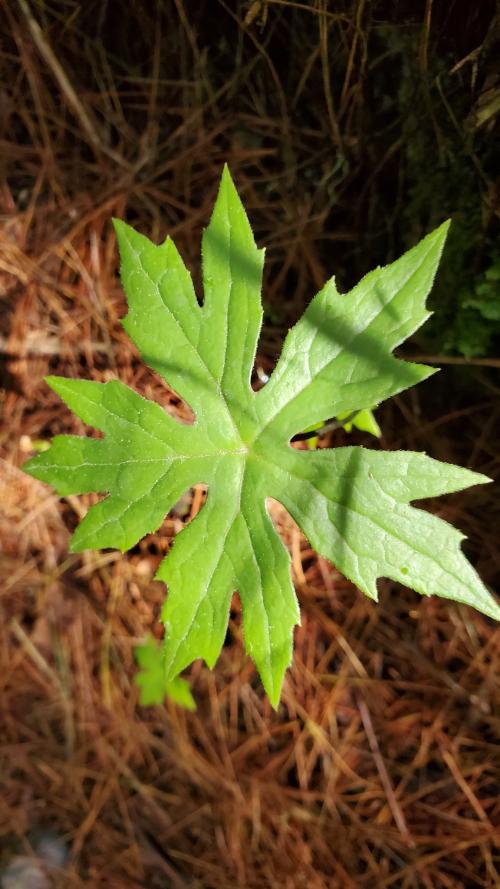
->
[[304, 424, 319, 449], [262, 447, 495, 618], [24, 167, 500, 707], [302, 407, 382, 449], [338, 408, 381, 437], [134, 637, 196, 709]]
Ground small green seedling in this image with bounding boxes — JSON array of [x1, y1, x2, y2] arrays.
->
[[135, 637, 196, 709], [24, 167, 500, 707]]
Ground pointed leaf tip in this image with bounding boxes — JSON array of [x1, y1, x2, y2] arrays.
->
[[111, 217, 129, 239], [44, 374, 70, 396], [219, 164, 242, 204]]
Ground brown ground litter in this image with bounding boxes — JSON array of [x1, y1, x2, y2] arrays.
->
[[1, 2, 499, 887]]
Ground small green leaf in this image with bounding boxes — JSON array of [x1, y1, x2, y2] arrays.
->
[[31, 439, 51, 453], [135, 637, 196, 709], [24, 169, 500, 708], [338, 408, 381, 437], [300, 406, 380, 449], [302, 422, 319, 449]]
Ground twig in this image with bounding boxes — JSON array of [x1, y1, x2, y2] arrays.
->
[[406, 354, 500, 369], [356, 693, 415, 848], [0, 335, 110, 356], [17, 0, 128, 168]]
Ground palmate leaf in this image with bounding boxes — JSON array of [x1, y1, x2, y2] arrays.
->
[[24, 167, 500, 707]]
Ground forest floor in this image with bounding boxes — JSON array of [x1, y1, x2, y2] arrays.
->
[[1, 2, 500, 887]]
